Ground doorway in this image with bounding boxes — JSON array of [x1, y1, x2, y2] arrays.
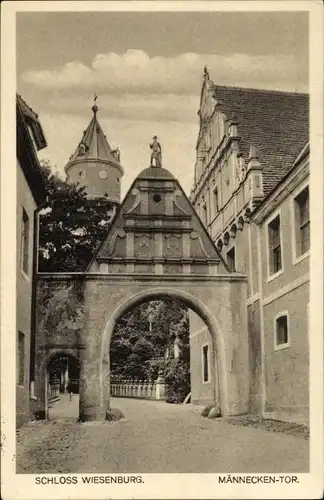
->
[[47, 354, 80, 419]]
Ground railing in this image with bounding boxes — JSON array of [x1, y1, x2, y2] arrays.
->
[[110, 374, 166, 401]]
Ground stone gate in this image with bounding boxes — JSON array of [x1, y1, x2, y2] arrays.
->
[[34, 164, 249, 421]]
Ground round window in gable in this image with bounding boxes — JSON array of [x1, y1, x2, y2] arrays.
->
[[99, 170, 108, 179], [79, 171, 85, 178], [153, 194, 161, 203]]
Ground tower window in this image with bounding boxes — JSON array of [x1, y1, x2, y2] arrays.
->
[[153, 194, 161, 203], [99, 170, 108, 179]]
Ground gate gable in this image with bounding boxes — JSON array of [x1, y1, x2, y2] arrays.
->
[[88, 166, 229, 275]]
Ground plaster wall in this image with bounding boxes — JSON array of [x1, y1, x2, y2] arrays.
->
[[16, 161, 37, 428]]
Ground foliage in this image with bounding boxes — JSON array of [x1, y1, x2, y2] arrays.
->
[[110, 299, 191, 401], [38, 161, 115, 272], [164, 357, 191, 404]]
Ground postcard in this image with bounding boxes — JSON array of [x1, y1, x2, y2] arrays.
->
[[1, 1, 323, 499]]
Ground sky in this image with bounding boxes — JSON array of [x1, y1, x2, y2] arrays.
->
[[16, 11, 309, 197]]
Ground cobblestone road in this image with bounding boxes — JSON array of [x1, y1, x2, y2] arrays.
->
[[16, 396, 309, 473]]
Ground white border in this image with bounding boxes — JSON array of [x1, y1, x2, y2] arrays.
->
[[273, 310, 290, 351], [291, 179, 310, 265], [265, 208, 284, 282]]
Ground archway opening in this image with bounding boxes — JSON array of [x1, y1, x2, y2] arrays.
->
[[47, 354, 80, 420], [110, 299, 192, 405], [102, 291, 221, 417]]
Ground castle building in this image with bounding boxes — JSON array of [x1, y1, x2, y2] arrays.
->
[[64, 102, 124, 203], [189, 69, 309, 424], [16, 94, 47, 427]]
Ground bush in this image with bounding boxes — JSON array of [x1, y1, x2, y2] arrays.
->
[[165, 358, 190, 404], [105, 408, 125, 421]]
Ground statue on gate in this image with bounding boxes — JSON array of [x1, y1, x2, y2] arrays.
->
[[150, 136, 162, 168]]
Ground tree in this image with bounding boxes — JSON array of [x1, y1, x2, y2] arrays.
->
[[38, 161, 115, 272], [110, 299, 191, 399]]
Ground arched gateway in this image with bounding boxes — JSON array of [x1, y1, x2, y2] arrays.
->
[[34, 162, 249, 421]]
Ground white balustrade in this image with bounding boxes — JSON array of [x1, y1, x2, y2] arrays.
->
[[110, 375, 165, 400]]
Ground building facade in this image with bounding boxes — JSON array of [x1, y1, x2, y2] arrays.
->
[[16, 94, 47, 428], [189, 69, 309, 422]]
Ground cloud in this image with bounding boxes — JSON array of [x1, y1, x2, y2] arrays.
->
[[22, 49, 308, 95], [29, 49, 308, 199]]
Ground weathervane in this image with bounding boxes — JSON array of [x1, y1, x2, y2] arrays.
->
[[92, 93, 99, 114], [150, 136, 162, 168]]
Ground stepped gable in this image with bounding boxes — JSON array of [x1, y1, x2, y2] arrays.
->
[[88, 165, 229, 275], [208, 84, 309, 196]]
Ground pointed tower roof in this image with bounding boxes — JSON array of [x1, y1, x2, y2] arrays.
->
[[64, 102, 123, 176]]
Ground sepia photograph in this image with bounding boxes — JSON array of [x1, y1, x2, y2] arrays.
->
[[1, 1, 323, 499]]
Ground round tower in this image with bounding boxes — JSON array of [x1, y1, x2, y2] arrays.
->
[[64, 101, 124, 202]]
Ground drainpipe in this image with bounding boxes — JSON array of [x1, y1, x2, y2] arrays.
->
[[29, 199, 48, 400], [256, 223, 266, 420], [213, 336, 222, 414]]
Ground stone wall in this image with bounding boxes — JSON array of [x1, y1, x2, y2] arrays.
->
[[33, 277, 85, 418]]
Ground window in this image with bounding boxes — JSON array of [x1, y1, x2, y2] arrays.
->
[[21, 209, 30, 275], [202, 203, 207, 226], [268, 215, 282, 275], [99, 170, 108, 179], [213, 187, 219, 215], [202, 345, 209, 383], [18, 331, 25, 385], [275, 315, 289, 349], [294, 186, 310, 257], [227, 247, 236, 272]]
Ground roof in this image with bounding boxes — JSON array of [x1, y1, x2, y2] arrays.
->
[[16, 94, 47, 205], [137, 166, 175, 180], [208, 84, 309, 196], [16, 94, 47, 151], [65, 105, 123, 173]]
